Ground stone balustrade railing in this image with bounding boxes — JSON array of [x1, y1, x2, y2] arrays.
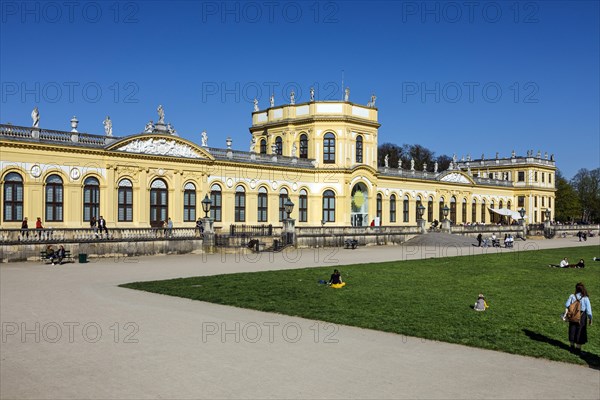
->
[[0, 227, 201, 244], [296, 225, 421, 236], [1, 124, 117, 147]]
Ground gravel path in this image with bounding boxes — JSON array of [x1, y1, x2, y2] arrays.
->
[[1, 236, 599, 399]]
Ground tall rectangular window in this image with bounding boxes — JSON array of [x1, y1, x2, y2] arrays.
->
[[234, 188, 246, 222], [210, 185, 222, 222], [390, 195, 396, 223], [258, 188, 268, 222], [322, 190, 335, 222], [299, 190, 308, 222], [183, 187, 196, 222], [3, 172, 23, 222]]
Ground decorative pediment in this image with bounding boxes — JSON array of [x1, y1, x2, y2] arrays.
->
[[438, 172, 473, 184], [107, 135, 214, 160]]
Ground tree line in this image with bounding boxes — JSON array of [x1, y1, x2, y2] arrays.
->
[[555, 168, 600, 223]]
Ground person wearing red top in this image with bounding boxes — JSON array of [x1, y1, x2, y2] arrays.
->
[[35, 217, 43, 239]]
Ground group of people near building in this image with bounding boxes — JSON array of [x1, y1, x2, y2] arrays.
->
[[19, 217, 46, 240], [476, 233, 516, 248], [89, 216, 109, 238]]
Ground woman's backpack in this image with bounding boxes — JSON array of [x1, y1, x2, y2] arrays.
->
[[566, 296, 581, 323]]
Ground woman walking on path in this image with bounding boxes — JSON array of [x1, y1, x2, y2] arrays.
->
[[562, 282, 593, 354]]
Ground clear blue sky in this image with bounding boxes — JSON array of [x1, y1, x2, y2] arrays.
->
[[1, 1, 598, 179]]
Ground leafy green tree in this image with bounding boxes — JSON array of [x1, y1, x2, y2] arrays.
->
[[571, 168, 600, 223], [554, 170, 581, 223]]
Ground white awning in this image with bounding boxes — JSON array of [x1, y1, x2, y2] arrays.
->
[[488, 208, 525, 220]]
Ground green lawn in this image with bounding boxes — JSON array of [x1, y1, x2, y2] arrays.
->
[[121, 245, 599, 366]]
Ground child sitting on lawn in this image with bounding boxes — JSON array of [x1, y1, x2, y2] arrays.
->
[[474, 294, 489, 311]]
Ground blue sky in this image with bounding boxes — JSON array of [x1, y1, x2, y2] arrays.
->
[[1, 0, 598, 179]]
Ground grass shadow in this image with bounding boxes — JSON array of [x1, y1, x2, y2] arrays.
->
[[522, 329, 599, 370]]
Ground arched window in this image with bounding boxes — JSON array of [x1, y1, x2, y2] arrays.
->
[[403, 195, 409, 222], [450, 196, 457, 223], [3, 172, 23, 222], [150, 179, 168, 227], [322, 190, 336, 222], [390, 194, 396, 223], [257, 186, 268, 222], [210, 183, 222, 222], [481, 199, 486, 223], [235, 186, 246, 222], [462, 198, 467, 223], [275, 136, 283, 155], [376, 193, 383, 223], [260, 139, 267, 154], [356, 135, 363, 163], [299, 189, 308, 222], [323, 133, 335, 164], [183, 182, 196, 222], [438, 197, 445, 221], [118, 179, 133, 222], [507, 200, 511, 210], [472, 199, 477, 223], [45, 174, 63, 222], [279, 188, 288, 222], [427, 196, 434, 222], [299, 134, 308, 159], [83, 177, 100, 222], [415, 196, 422, 222]]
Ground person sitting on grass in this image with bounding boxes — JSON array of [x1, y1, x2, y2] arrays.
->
[[474, 294, 489, 311], [549, 257, 569, 268], [573, 258, 585, 269], [328, 269, 346, 288], [593, 257, 600, 262]]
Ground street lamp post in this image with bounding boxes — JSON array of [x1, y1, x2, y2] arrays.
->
[[201, 194, 214, 247], [543, 208, 552, 231], [441, 205, 451, 233], [417, 204, 426, 234], [283, 198, 296, 246], [519, 207, 527, 238]]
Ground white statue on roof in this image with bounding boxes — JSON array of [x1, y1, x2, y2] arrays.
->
[[253, 98, 259, 112], [157, 105, 165, 124], [103, 116, 113, 136], [31, 107, 40, 128], [269, 94, 275, 107], [344, 87, 350, 101], [144, 121, 154, 133], [201, 130, 208, 147], [290, 90, 295, 105]]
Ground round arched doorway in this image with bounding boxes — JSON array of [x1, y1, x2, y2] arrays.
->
[[351, 182, 369, 227]]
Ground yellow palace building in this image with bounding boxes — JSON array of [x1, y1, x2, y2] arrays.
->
[[0, 100, 556, 230]]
